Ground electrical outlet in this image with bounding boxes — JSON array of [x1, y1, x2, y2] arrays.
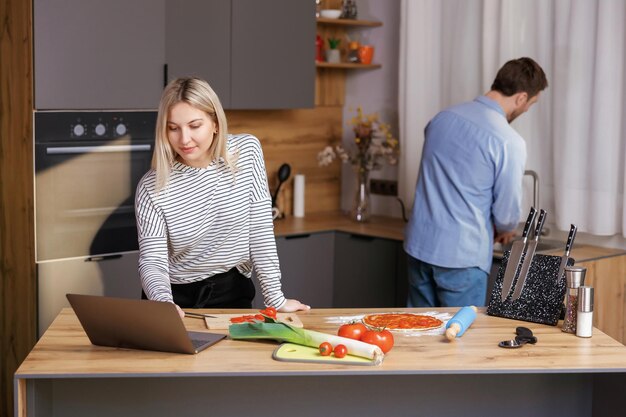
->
[[370, 179, 398, 196]]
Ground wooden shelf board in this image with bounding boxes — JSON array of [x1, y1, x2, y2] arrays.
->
[[316, 17, 382, 27], [316, 62, 381, 69]]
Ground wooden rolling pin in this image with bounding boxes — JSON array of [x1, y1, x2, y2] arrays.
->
[[445, 306, 478, 340]]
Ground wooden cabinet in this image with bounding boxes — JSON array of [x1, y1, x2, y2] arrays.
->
[[34, 0, 315, 110], [34, 0, 165, 109], [576, 254, 626, 345], [333, 232, 397, 308]]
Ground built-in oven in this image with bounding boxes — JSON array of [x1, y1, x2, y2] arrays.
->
[[34, 111, 156, 335]]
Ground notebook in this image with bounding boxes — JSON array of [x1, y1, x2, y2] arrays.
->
[[66, 293, 226, 354]]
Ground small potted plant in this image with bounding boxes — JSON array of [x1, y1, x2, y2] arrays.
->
[[325, 38, 341, 63]]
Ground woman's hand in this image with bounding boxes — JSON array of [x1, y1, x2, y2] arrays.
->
[[278, 299, 311, 312]]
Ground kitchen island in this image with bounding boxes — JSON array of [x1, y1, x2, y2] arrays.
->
[[15, 307, 626, 417]]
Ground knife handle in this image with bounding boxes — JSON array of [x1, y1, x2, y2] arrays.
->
[[565, 224, 577, 255], [533, 209, 547, 240], [521, 207, 537, 239]]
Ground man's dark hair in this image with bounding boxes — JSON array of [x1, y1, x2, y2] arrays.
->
[[491, 57, 548, 98]]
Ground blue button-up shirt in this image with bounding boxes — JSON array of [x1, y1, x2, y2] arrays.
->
[[404, 96, 526, 273]]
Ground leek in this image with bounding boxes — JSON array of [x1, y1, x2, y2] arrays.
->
[[229, 321, 384, 365]]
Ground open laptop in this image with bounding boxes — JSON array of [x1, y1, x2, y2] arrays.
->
[[66, 293, 226, 354]]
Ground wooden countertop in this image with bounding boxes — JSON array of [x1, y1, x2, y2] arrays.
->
[[273, 211, 407, 241], [276, 212, 626, 262], [15, 307, 626, 379]]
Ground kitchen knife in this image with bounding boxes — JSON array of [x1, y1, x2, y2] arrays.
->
[[510, 209, 547, 301], [500, 207, 537, 302], [556, 224, 578, 282]]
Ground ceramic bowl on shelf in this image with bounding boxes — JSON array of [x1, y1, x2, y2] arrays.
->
[[320, 9, 342, 19]]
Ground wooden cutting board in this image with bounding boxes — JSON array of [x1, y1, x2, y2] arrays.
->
[[272, 343, 376, 366], [204, 313, 304, 330]]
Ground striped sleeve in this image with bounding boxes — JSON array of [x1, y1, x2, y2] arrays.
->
[[246, 138, 287, 309], [135, 176, 173, 303]]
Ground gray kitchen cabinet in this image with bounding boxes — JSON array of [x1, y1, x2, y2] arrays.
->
[[34, 0, 165, 110], [35, 0, 314, 110], [165, 0, 232, 107], [167, 0, 315, 109], [252, 232, 335, 309], [229, 0, 315, 109], [333, 232, 398, 308], [395, 245, 409, 306]]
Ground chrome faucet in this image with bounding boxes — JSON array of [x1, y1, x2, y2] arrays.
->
[[524, 170, 539, 209], [524, 170, 548, 236]]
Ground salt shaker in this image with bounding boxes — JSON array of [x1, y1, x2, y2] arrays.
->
[[562, 266, 586, 333], [576, 286, 594, 338]]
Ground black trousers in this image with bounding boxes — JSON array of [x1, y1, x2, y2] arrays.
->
[[142, 268, 256, 308]]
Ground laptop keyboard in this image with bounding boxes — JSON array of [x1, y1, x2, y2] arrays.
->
[[190, 338, 208, 350]]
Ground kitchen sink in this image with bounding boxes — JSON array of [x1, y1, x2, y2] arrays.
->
[[493, 238, 564, 258]]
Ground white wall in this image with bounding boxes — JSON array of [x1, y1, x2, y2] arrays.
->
[[340, 0, 401, 218]]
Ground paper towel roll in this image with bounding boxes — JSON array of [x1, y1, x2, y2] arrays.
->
[[293, 174, 305, 218]]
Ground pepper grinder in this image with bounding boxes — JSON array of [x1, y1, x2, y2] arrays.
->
[[576, 286, 594, 338], [562, 266, 586, 333]]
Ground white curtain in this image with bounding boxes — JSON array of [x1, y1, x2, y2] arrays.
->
[[399, 0, 626, 237]]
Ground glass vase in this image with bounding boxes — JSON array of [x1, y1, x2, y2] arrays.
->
[[351, 168, 370, 222]]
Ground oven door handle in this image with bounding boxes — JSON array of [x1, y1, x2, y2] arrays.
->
[[45, 144, 151, 155]]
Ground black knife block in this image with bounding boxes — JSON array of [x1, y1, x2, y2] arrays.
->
[[487, 251, 575, 326]]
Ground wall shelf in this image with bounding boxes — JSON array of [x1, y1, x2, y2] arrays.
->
[[315, 7, 383, 106], [316, 17, 382, 27], [316, 62, 381, 69]]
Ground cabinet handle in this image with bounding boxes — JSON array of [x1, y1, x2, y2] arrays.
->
[[284, 233, 311, 240], [163, 64, 169, 87], [46, 144, 151, 155], [85, 254, 123, 262]]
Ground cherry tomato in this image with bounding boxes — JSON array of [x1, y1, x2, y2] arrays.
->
[[338, 322, 367, 340], [319, 342, 333, 356], [333, 344, 347, 358], [361, 329, 394, 353]]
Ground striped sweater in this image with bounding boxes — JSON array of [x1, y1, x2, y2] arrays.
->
[[135, 133, 286, 308]]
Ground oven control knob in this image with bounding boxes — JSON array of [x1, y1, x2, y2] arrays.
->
[[95, 123, 106, 136], [73, 124, 85, 137], [115, 123, 127, 136]]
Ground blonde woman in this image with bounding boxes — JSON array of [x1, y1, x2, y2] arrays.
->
[[135, 77, 310, 317]]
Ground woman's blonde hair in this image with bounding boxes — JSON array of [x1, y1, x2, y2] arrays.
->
[[152, 77, 235, 191]]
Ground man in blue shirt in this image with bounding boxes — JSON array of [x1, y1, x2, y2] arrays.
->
[[404, 57, 548, 307]]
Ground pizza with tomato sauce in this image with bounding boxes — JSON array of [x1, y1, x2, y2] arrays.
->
[[362, 313, 444, 331]]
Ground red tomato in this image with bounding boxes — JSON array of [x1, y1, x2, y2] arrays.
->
[[338, 322, 367, 340], [261, 307, 277, 319], [333, 344, 347, 358], [254, 314, 265, 321], [361, 329, 394, 353], [319, 342, 333, 356]]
